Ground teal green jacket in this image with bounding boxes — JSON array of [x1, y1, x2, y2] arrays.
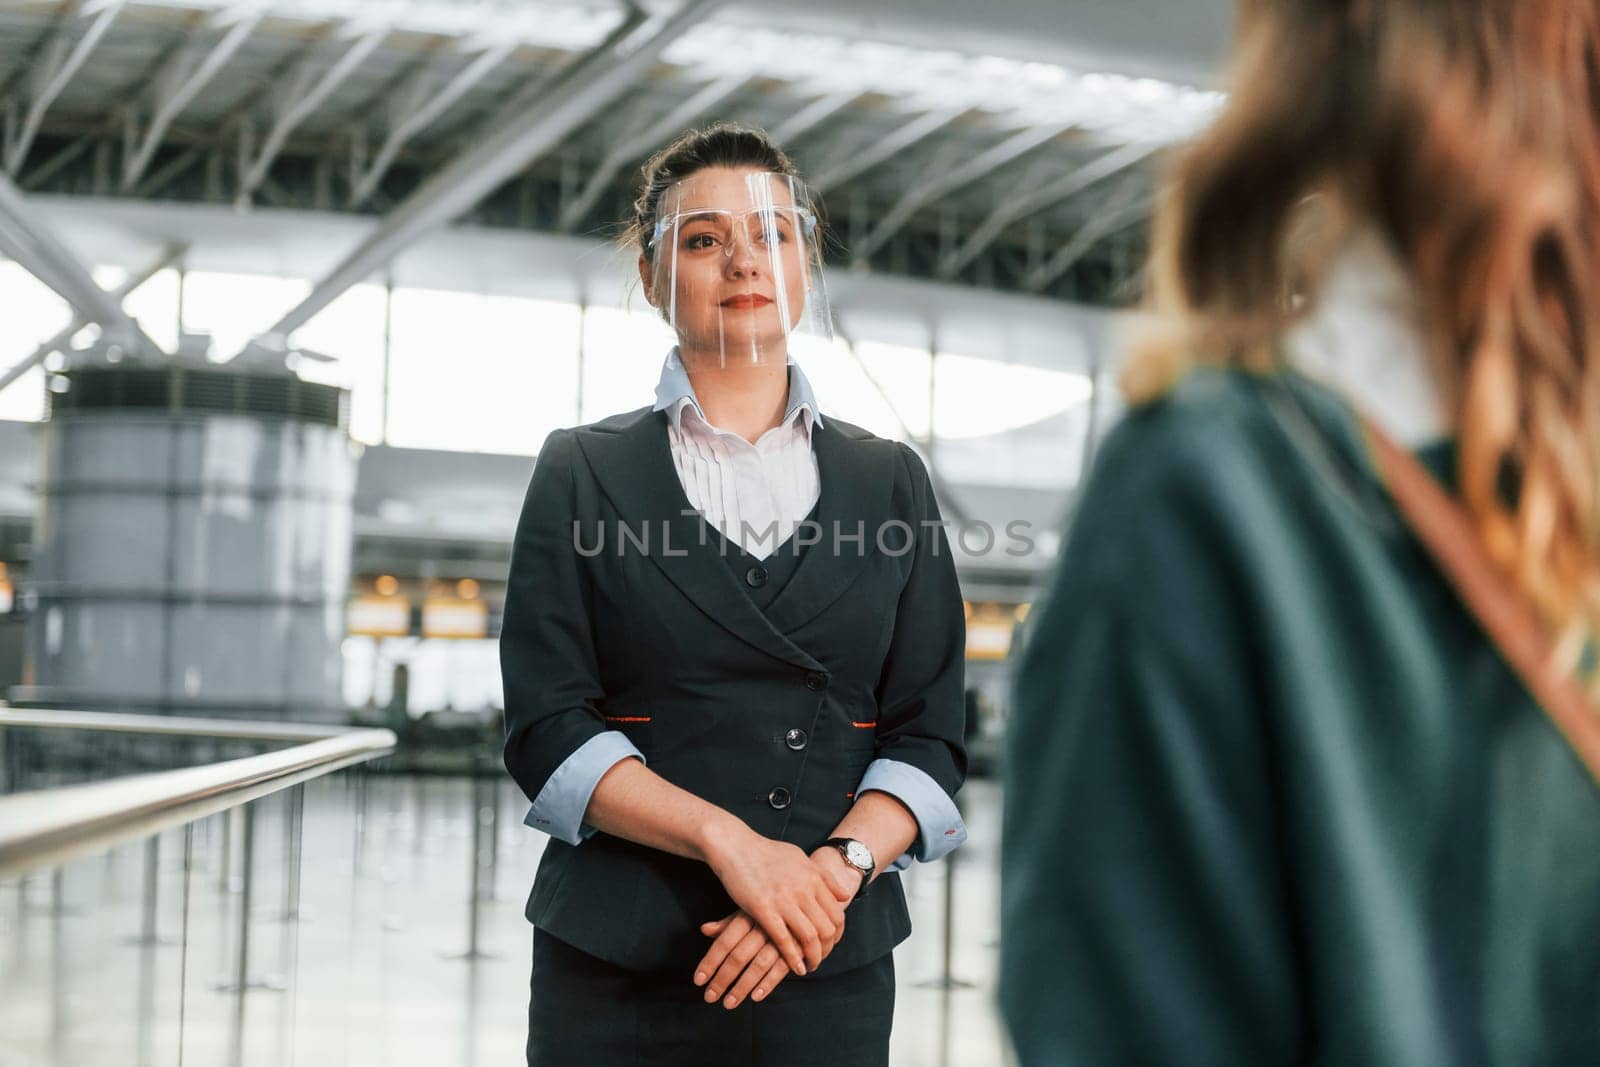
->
[[1000, 368, 1600, 1065]]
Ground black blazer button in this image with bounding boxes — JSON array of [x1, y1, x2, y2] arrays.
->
[[767, 787, 792, 810], [784, 728, 807, 751], [804, 671, 827, 691], [745, 566, 769, 588]]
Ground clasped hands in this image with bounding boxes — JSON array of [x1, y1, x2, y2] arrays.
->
[[697, 833, 864, 1010]]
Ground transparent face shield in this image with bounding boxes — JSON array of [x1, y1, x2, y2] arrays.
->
[[646, 170, 831, 368]]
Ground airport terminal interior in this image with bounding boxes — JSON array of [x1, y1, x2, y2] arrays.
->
[[0, 1, 1232, 1063]]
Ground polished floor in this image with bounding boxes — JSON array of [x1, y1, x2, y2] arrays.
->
[[0, 773, 1012, 1066]]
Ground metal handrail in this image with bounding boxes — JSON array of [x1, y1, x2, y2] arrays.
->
[[0, 708, 396, 878], [0, 707, 353, 742]]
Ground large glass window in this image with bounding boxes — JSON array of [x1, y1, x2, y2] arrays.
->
[[0, 262, 71, 423], [293, 283, 389, 446], [388, 287, 580, 455], [855, 341, 933, 438], [579, 305, 673, 424], [3, 255, 1106, 472], [932, 353, 1092, 439], [121, 268, 181, 354], [181, 270, 311, 362], [790, 336, 920, 441]]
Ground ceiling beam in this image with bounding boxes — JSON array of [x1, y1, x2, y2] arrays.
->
[[768, 88, 860, 145], [4, 0, 124, 175], [236, 24, 388, 207], [19, 129, 94, 189], [120, 9, 262, 190], [33, 8, 648, 206], [0, 170, 161, 355], [130, 15, 380, 199], [253, 0, 727, 351], [348, 40, 517, 208], [453, 5, 649, 151], [1022, 190, 1152, 293], [556, 72, 746, 232], [851, 121, 1071, 265], [0, 242, 185, 397], [938, 139, 1159, 277], [809, 105, 964, 195], [130, 141, 204, 198]]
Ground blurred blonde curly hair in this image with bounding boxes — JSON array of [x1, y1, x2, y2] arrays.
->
[[1130, 0, 1600, 678]]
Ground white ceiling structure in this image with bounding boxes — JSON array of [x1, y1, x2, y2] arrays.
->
[[727, 0, 1232, 88], [0, 0, 1232, 331]]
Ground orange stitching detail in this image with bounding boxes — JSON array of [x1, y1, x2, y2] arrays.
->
[[604, 715, 652, 723], [845, 792, 855, 799], [850, 721, 874, 729]]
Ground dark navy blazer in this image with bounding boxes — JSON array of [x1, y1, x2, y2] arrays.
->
[[500, 405, 967, 976]]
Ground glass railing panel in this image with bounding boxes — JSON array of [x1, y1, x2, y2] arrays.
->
[[0, 827, 195, 1065], [1, 734, 1010, 1065], [0, 715, 397, 1067]]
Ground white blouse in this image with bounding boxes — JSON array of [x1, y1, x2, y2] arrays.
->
[[652, 349, 823, 561]]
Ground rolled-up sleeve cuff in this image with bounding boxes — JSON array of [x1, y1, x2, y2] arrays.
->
[[857, 757, 966, 869], [522, 731, 644, 846]]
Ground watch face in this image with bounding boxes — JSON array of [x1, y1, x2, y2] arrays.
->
[[844, 840, 873, 870]]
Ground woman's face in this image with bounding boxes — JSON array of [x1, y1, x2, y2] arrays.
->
[[640, 166, 813, 364]]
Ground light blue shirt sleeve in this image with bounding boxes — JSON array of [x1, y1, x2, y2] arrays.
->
[[521, 731, 645, 846], [857, 758, 967, 872]]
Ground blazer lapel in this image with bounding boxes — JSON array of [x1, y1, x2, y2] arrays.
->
[[763, 420, 898, 635], [575, 408, 824, 673]]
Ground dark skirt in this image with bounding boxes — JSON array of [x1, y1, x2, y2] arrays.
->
[[527, 927, 895, 1067]]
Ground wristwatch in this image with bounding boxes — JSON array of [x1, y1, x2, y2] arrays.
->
[[823, 837, 875, 901]]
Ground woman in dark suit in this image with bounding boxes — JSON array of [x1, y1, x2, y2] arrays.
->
[[500, 123, 968, 1067]]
